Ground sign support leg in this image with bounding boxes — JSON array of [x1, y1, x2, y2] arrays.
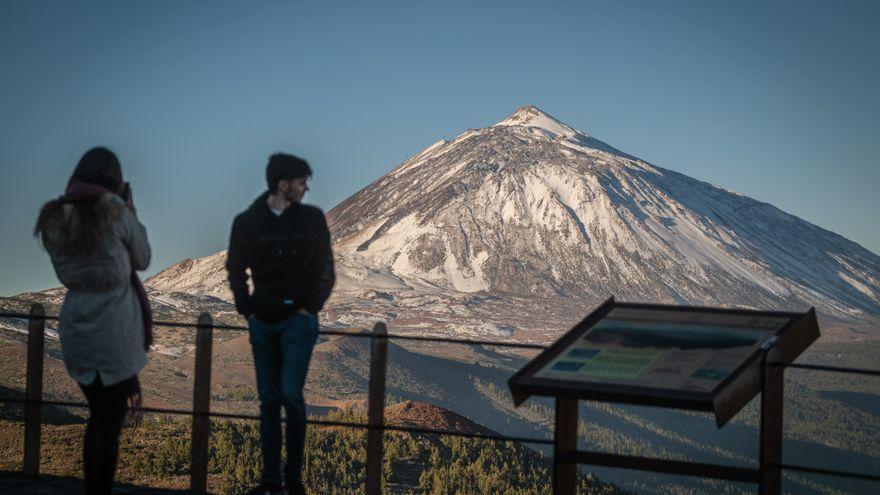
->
[[759, 352, 784, 495], [553, 398, 578, 495]]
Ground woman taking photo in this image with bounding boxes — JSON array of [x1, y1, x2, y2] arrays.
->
[[34, 147, 151, 495]]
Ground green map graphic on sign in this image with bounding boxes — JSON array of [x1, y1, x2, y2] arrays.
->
[[549, 347, 662, 379]]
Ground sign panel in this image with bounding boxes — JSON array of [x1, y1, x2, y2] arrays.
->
[[535, 307, 788, 393], [508, 299, 819, 427]]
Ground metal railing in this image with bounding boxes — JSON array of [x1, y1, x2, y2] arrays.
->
[[1, 304, 879, 494]]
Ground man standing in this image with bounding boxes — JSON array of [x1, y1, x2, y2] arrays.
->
[[226, 153, 335, 495]]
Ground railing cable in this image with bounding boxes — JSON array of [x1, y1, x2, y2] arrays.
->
[[0, 310, 549, 350], [779, 362, 880, 377], [777, 463, 880, 483], [0, 396, 554, 445]]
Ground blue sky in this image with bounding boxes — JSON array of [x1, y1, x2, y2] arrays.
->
[[1, 0, 878, 296]]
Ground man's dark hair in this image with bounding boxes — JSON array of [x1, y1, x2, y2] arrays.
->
[[266, 153, 312, 193]]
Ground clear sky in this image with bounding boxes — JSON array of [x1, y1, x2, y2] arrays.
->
[[1, 0, 878, 296]]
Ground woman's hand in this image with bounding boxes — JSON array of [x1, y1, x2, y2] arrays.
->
[[125, 184, 137, 214], [125, 375, 144, 427]]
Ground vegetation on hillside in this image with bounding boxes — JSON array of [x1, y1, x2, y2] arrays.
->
[[0, 407, 629, 495]]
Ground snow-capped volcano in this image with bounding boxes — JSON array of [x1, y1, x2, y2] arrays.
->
[[148, 105, 880, 322], [326, 105, 879, 319]]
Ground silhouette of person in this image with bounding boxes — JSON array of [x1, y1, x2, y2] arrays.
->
[[226, 153, 335, 495], [35, 147, 151, 495]]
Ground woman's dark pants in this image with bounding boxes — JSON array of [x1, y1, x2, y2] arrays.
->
[[78, 375, 135, 495]]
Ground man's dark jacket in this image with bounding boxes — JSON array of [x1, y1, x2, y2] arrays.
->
[[226, 192, 335, 323]]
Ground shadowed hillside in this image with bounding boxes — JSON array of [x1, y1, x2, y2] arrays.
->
[[0, 403, 629, 495]]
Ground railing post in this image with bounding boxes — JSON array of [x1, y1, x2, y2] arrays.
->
[[366, 322, 388, 495], [23, 303, 45, 476], [190, 312, 213, 494], [759, 351, 784, 495], [553, 398, 578, 495]]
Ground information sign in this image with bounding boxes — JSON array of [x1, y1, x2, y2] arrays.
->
[[509, 298, 819, 427]]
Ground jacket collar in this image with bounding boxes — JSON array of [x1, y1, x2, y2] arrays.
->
[[249, 191, 300, 219]]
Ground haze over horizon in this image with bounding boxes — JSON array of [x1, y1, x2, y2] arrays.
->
[[2, 0, 879, 296]]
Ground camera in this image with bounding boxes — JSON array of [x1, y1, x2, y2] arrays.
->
[[120, 182, 132, 202]]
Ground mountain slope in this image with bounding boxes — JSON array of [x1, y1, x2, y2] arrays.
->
[[326, 105, 879, 319], [147, 105, 880, 325]]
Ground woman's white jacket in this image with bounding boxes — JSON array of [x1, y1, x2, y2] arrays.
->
[[45, 194, 150, 386]]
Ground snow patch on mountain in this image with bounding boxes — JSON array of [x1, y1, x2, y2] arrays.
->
[[145, 251, 232, 301], [494, 105, 580, 139], [444, 322, 515, 338]]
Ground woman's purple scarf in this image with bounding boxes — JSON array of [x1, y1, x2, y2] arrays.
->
[[53, 178, 153, 351]]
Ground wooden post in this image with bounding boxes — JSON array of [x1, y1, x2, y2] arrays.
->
[[23, 303, 45, 476], [366, 322, 388, 495], [190, 312, 213, 494], [759, 350, 784, 495], [553, 398, 578, 495]]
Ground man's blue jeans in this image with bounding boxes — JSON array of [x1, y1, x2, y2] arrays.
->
[[248, 312, 319, 487]]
